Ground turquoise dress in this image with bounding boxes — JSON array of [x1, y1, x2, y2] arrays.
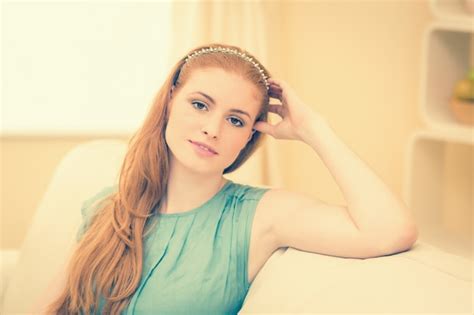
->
[[76, 179, 270, 315]]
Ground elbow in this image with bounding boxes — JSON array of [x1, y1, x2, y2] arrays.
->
[[382, 223, 419, 255], [400, 224, 418, 250], [403, 222, 419, 247], [365, 222, 419, 258]]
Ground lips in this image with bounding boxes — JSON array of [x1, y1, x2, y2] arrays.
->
[[189, 140, 218, 154]]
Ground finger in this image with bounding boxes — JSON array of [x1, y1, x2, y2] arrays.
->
[[269, 83, 282, 92], [268, 80, 286, 97], [268, 78, 283, 87], [268, 90, 282, 99], [253, 121, 275, 137], [268, 104, 285, 117], [269, 78, 291, 95], [269, 84, 281, 90], [272, 81, 297, 104], [269, 87, 282, 95], [268, 85, 282, 94], [268, 77, 278, 84], [269, 81, 281, 88]]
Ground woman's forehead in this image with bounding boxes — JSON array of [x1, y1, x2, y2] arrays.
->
[[182, 68, 262, 111], [185, 67, 251, 89]]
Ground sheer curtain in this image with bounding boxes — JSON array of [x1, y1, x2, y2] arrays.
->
[[168, 0, 283, 188]]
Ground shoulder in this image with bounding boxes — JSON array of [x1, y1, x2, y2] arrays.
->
[[223, 181, 272, 202], [257, 187, 323, 210], [224, 181, 313, 209], [76, 184, 118, 242], [253, 187, 328, 238], [224, 183, 301, 230], [81, 184, 118, 217]]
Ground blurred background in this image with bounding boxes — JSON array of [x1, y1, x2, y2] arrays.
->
[[1, 0, 472, 263]]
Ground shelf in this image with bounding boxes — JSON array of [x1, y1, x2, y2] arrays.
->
[[405, 1, 474, 262], [403, 130, 473, 260], [420, 20, 474, 139], [430, 0, 474, 23], [407, 128, 473, 145]]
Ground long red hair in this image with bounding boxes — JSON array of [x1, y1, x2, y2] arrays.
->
[[45, 43, 271, 314]]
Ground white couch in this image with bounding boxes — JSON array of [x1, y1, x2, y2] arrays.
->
[[1, 139, 472, 314]]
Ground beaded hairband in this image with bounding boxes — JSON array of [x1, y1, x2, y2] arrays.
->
[[184, 46, 270, 91]]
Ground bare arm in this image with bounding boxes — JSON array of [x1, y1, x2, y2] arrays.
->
[[298, 117, 418, 241]]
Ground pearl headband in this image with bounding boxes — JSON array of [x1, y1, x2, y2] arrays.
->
[[184, 46, 270, 91]]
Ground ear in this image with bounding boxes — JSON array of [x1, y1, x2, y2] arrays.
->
[[247, 129, 256, 142], [169, 86, 175, 100]]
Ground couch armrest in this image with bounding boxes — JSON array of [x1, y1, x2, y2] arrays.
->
[[0, 249, 20, 305]]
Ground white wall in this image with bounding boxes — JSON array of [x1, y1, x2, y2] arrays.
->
[[2, 1, 172, 136]]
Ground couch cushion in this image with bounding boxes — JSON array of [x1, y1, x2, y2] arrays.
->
[[240, 240, 472, 313]]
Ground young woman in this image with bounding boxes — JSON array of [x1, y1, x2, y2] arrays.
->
[[44, 43, 418, 314]]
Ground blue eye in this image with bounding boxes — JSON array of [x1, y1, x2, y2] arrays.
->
[[229, 117, 244, 127], [192, 101, 208, 111], [191, 100, 245, 128]]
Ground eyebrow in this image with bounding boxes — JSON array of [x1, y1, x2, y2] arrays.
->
[[190, 91, 252, 119]]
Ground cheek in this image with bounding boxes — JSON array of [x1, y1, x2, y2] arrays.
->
[[167, 105, 195, 134], [165, 108, 186, 147], [223, 134, 250, 156]]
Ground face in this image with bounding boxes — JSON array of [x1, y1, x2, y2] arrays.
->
[[165, 67, 262, 174]]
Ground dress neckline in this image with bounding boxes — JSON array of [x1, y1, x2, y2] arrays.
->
[[156, 179, 234, 218]]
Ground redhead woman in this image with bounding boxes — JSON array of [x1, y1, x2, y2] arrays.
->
[[41, 43, 418, 315]]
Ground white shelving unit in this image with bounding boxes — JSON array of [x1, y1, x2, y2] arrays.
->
[[403, 1, 473, 260], [420, 20, 474, 136], [430, 0, 474, 23]]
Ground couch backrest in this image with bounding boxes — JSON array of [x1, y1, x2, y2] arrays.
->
[[2, 139, 128, 314]]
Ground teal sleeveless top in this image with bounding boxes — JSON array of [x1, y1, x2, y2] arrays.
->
[[75, 179, 270, 315]]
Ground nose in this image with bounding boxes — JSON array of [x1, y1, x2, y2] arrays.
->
[[201, 115, 223, 139]]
